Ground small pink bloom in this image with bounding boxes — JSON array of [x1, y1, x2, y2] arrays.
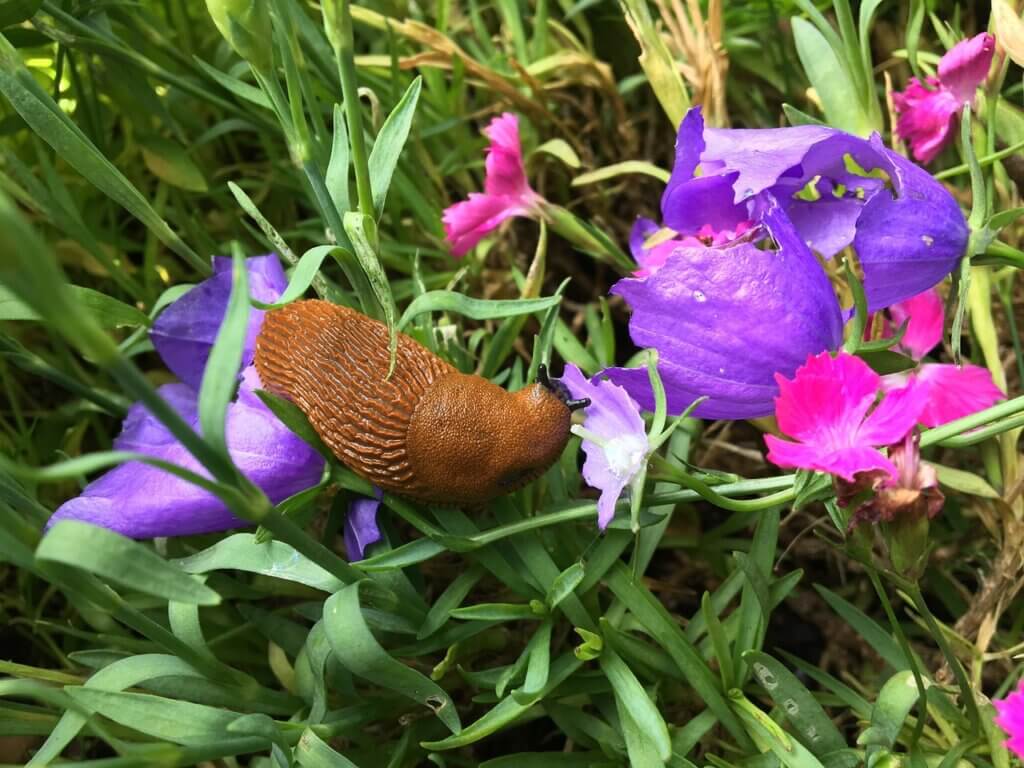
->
[[883, 364, 1004, 428], [629, 217, 753, 278], [995, 680, 1024, 760], [877, 288, 1004, 427], [765, 351, 926, 482], [443, 113, 543, 257], [893, 33, 995, 163], [888, 287, 944, 360]]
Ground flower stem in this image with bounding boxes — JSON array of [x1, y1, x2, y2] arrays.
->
[[904, 582, 983, 736], [920, 394, 1024, 446], [934, 136, 1024, 180], [648, 454, 795, 512], [334, 0, 375, 220], [866, 565, 929, 749]]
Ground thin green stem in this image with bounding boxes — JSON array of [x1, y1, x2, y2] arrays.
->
[[920, 395, 1024, 447], [648, 454, 796, 512], [866, 566, 928, 749], [905, 583, 982, 735], [962, 109, 989, 230], [935, 137, 1024, 180], [978, 240, 1024, 269], [934, 412, 1024, 447], [459, 475, 797, 547], [335, 0, 375, 220]]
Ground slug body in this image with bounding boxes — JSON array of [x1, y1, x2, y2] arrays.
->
[[255, 300, 572, 505]]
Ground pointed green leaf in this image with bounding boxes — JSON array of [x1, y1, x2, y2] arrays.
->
[[324, 581, 461, 733], [368, 76, 422, 215], [398, 291, 560, 331], [197, 251, 249, 456], [0, 34, 203, 270], [326, 103, 351, 215], [36, 521, 221, 605]]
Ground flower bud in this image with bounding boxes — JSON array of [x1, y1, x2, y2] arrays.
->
[[205, 0, 272, 73]]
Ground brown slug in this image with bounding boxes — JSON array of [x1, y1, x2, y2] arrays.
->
[[254, 300, 588, 506]]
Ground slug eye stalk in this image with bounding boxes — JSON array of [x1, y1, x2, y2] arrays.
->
[[537, 363, 590, 411], [567, 397, 591, 412]]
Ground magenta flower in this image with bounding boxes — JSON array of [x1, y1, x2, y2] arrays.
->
[[878, 288, 1004, 427], [764, 351, 927, 482], [605, 196, 844, 419], [894, 33, 996, 164], [345, 488, 383, 561], [628, 216, 753, 278], [995, 680, 1024, 760], [443, 113, 544, 257], [559, 364, 648, 529], [49, 256, 327, 539], [662, 107, 968, 310], [885, 287, 945, 360]]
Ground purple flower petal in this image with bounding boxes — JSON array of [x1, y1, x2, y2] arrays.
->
[[50, 370, 325, 538], [151, 254, 287, 389], [560, 364, 648, 529], [344, 488, 383, 561], [662, 171, 748, 234], [605, 196, 844, 419], [629, 217, 660, 261], [660, 107, 966, 309], [854, 139, 968, 311]]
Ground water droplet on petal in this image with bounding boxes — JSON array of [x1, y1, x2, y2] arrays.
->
[[921, 235, 934, 246], [693, 290, 707, 303]]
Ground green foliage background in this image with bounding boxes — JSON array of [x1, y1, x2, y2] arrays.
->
[[0, 1, 1022, 766]]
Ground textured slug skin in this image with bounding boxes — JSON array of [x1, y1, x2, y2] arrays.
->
[[255, 300, 571, 505]]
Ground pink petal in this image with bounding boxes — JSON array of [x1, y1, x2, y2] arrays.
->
[[893, 78, 961, 164], [483, 113, 534, 200], [915, 363, 1004, 427], [765, 434, 898, 483], [857, 378, 927, 446], [888, 287, 944, 360], [994, 682, 1024, 760], [443, 193, 525, 257], [938, 33, 995, 102], [773, 352, 880, 443]]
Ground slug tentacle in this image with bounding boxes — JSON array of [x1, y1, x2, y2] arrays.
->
[[255, 300, 572, 506]]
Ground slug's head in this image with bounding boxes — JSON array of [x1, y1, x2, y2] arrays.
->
[[404, 367, 587, 505]]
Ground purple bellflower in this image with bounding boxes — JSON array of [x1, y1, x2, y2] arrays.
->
[[605, 196, 845, 419], [49, 255, 363, 543], [661, 107, 968, 311], [345, 487, 383, 561], [559, 364, 648, 530]]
